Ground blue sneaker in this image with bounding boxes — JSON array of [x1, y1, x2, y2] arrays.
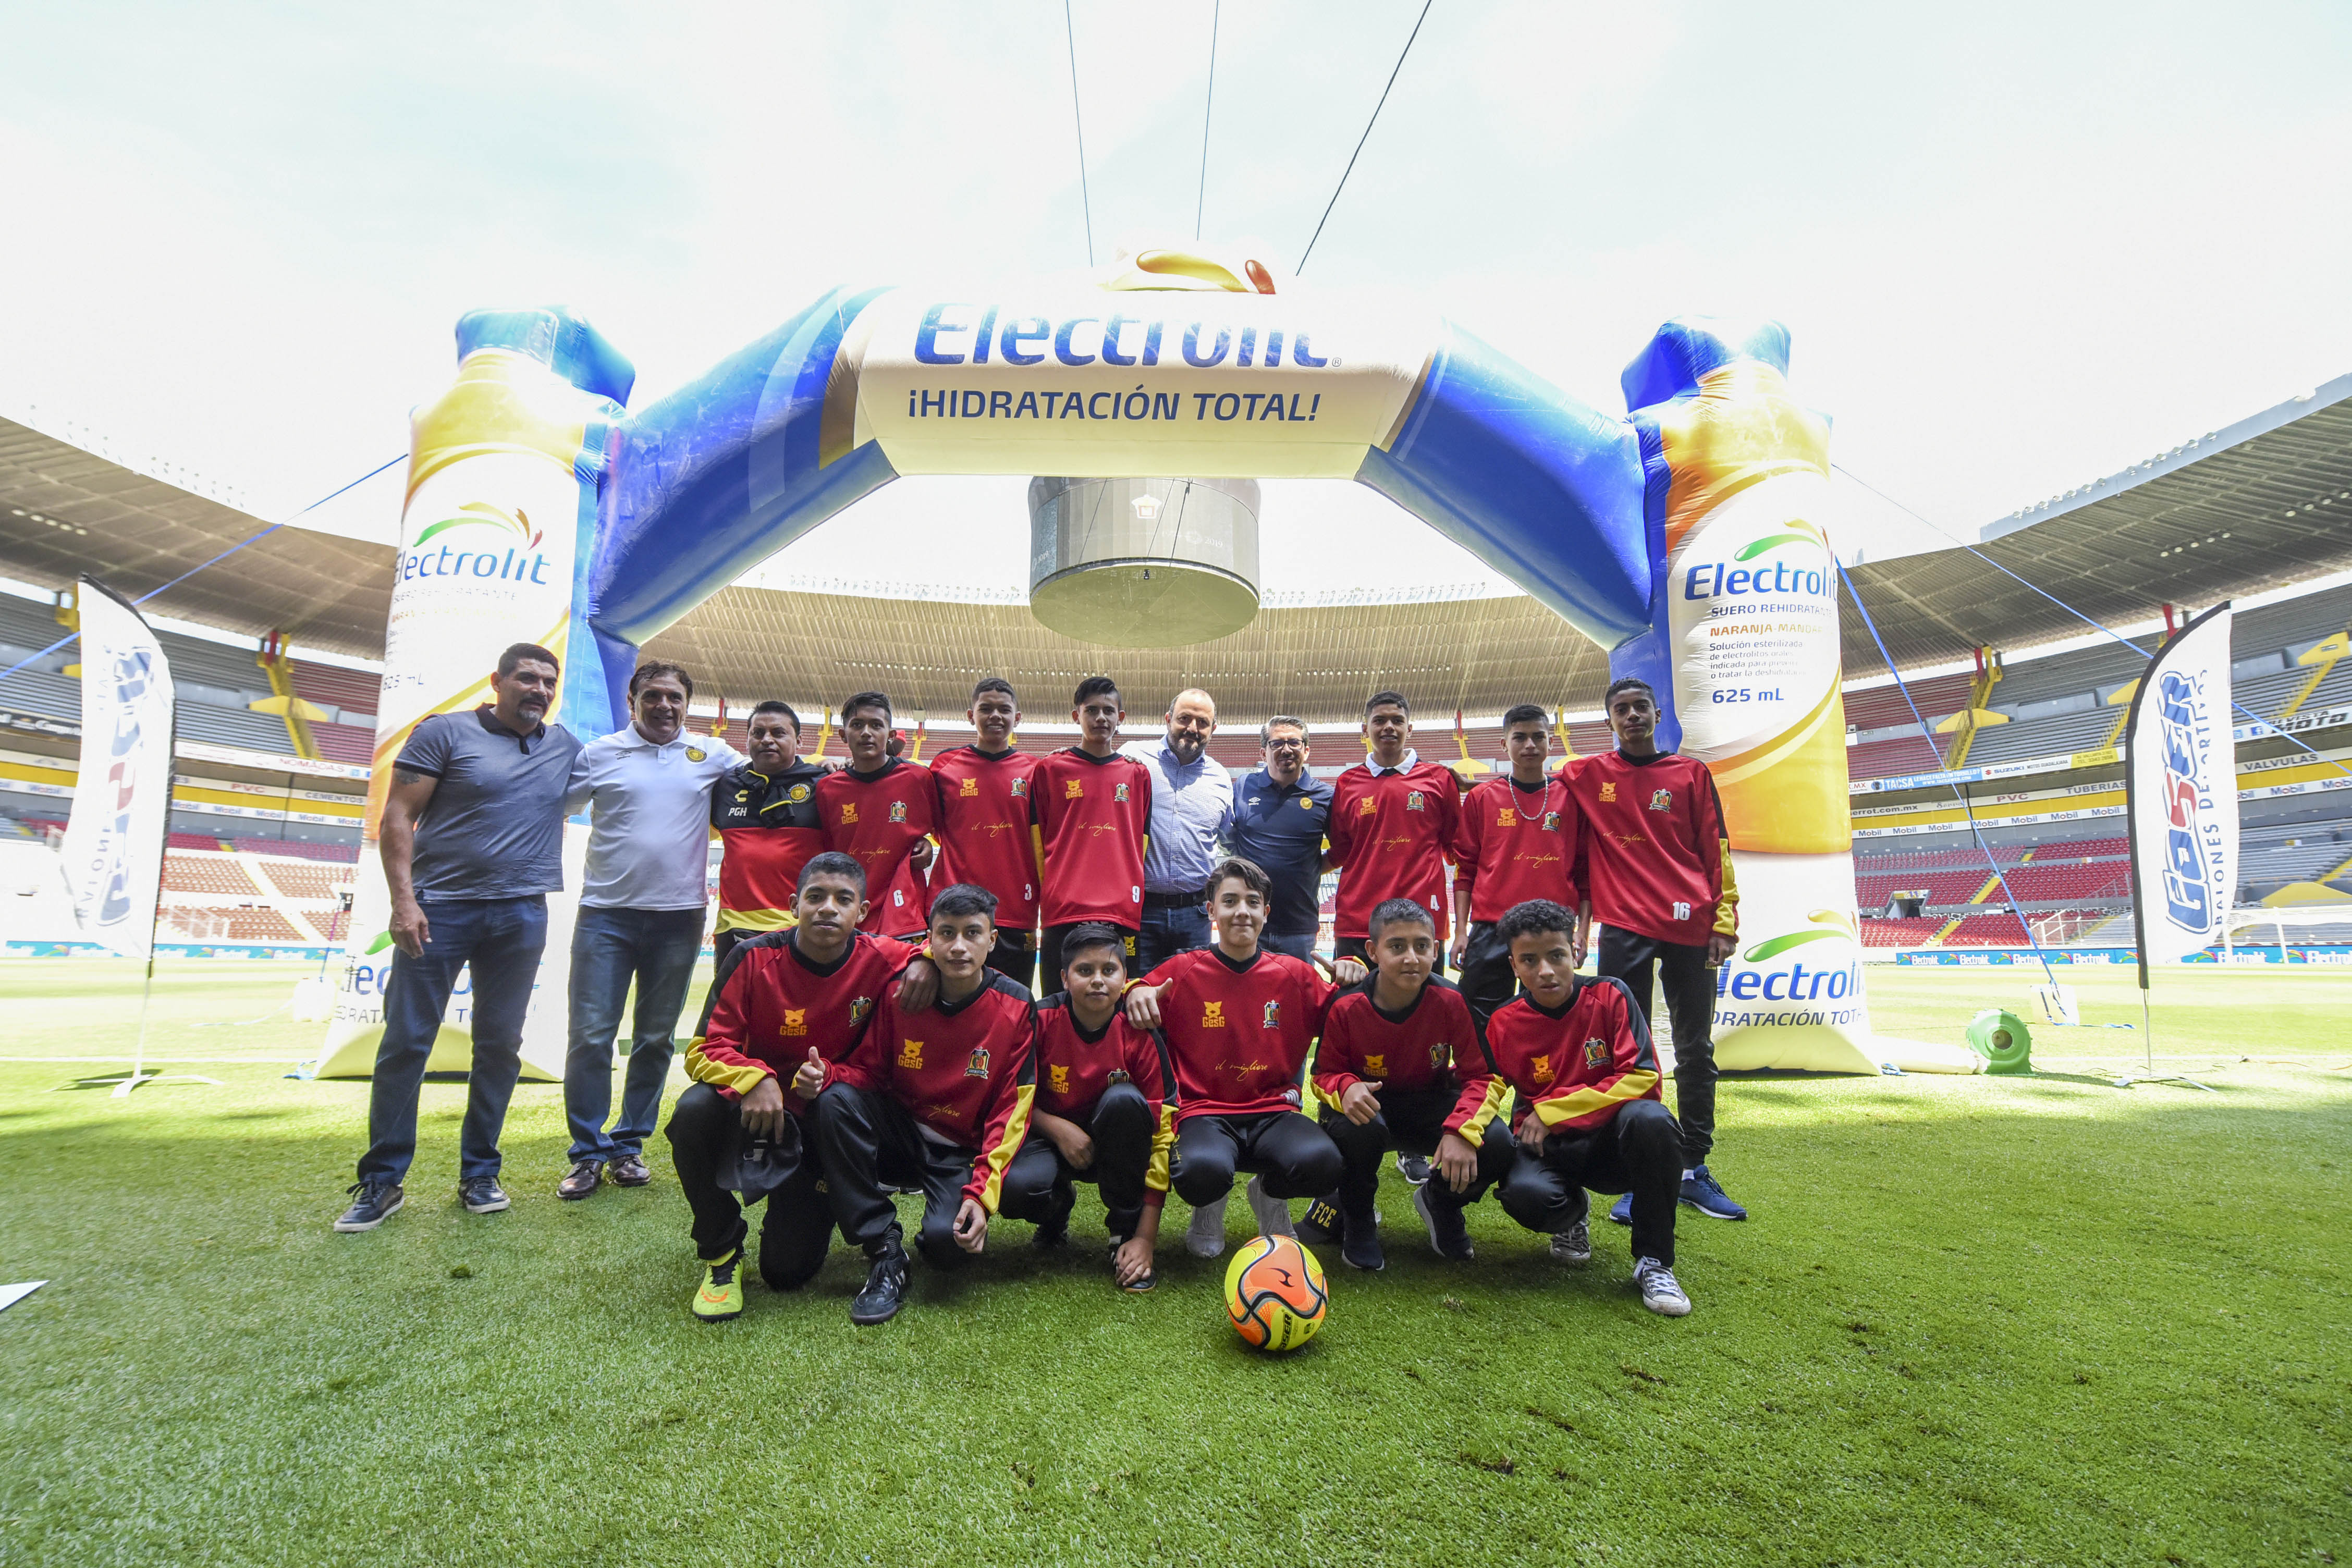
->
[[1607, 1191, 1633, 1226], [1680, 1165, 1747, 1221]]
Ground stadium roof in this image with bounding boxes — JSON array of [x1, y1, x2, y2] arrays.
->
[[5, 368, 2349, 716]]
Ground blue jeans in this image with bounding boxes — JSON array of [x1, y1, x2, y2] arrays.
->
[[359, 895, 548, 1185], [1135, 901, 1211, 976], [564, 905, 705, 1162], [1262, 929, 1318, 962]]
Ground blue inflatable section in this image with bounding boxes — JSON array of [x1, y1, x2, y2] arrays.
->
[[1607, 316, 1795, 753]]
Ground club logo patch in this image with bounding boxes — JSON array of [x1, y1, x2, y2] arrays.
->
[[959, 778, 979, 797], [1498, 806, 1517, 827], [1203, 1001, 1227, 1028], [889, 800, 908, 823], [1358, 797, 1377, 816], [1010, 777, 1027, 798], [1648, 789, 1673, 813], [687, 748, 706, 763], [1429, 1040, 1448, 1069], [1301, 795, 1316, 810], [1107, 1068, 1131, 1085], [1048, 1064, 1070, 1095], [1406, 791, 1425, 812], [780, 1008, 806, 1037], [1364, 1052, 1387, 1077], [1599, 781, 1617, 803], [1541, 812, 1560, 832], [787, 783, 811, 803], [850, 995, 873, 1024], [840, 803, 860, 824], [1113, 782, 1130, 802], [1586, 1036, 1611, 1069], [1530, 1052, 1555, 1086], [966, 1046, 990, 1079], [1065, 779, 1084, 799], [1262, 1000, 1281, 1028], [897, 1038, 924, 1068]]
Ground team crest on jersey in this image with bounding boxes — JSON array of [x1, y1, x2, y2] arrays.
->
[[1530, 1052, 1555, 1086], [1108, 1068, 1131, 1085], [1010, 777, 1028, 798], [1261, 1000, 1281, 1028], [1300, 795, 1315, 810], [1065, 779, 1084, 800], [1430, 1040, 1448, 1069], [897, 1038, 923, 1069], [966, 1046, 990, 1079], [840, 803, 859, 824], [1648, 789, 1673, 813], [1541, 812, 1560, 832], [1406, 791, 1425, 812], [959, 778, 979, 797], [1364, 1052, 1387, 1077], [1113, 782, 1130, 803], [780, 1009, 806, 1037], [889, 800, 908, 823], [1048, 1064, 1071, 1095], [787, 783, 811, 804], [1583, 1036, 1609, 1068], [850, 995, 874, 1024], [1202, 1001, 1227, 1028], [687, 748, 707, 763], [1599, 781, 1617, 803], [1498, 806, 1517, 827]]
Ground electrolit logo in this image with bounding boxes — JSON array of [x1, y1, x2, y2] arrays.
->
[[910, 304, 1331, 371], [2155, 669, 2220, 936], [1713, 911, 1861, 1014], [1682, 522, 1832, 603], [399, 499, 555, 585]]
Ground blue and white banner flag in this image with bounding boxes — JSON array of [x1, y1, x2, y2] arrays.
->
[[58, 580, 175, 958], [2126, 603, 2237, 974]]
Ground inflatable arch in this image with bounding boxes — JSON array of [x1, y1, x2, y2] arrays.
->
[[318, 251, 1977, 1080]]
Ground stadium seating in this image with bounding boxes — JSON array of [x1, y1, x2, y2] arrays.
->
[[1840, 671, 1973, 734], [163, 906, 307, 943], [163, 856, 263, 897], [1858, 916, 1946, 947], [255, 860, 354, 900], [1845, 732, 1949, 780], [231, 837, 358, 863]]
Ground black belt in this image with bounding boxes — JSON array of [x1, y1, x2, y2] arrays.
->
[[1142, 886, 1209, 909]]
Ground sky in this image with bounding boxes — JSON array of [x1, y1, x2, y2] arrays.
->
[[4, 1, 2350, 598]]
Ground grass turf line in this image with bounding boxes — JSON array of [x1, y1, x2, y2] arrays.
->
[[1, 960, 2347, 1567]]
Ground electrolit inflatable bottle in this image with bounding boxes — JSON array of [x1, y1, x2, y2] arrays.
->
[[317, 309, 631, 1080]]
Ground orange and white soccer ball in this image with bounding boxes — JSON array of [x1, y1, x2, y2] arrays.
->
[[1223, 1234, 1328, 1352]]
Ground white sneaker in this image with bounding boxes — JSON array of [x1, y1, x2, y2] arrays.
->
[[1550, 1219, 1591, 1266], [1185, 1194, 1230, 1258], [1245, 1175, 1296, 1239], [1634, 1256, 1690, 1316]]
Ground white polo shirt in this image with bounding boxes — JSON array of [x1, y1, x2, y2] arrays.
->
[[564, 725, 745, 911]]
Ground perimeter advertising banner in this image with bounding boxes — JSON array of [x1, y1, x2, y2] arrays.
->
[[316, 311, 630, 1080], [2127, 604, 2238, 974], [58, 579, 175, 960]]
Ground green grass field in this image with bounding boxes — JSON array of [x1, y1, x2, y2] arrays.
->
[[2, 959, 2346, 1567]]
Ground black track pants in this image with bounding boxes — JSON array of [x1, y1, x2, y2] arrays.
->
[[1171, 1110, 1343, 1207], [998, 1082, 1156, 1238], [1425, 1097, 1682, 1266], [1596, 927, 1718, 1165], [1320, 1083, 1513, 1220], [813, 1083, 979, 1267], [662, 1082, 835, 1290]]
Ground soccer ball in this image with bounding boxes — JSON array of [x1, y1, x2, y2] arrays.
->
[[1223, 1234, 1328, 1352]]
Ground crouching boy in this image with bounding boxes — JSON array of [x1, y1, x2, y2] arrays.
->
[[999, 922, 1174, 1290], [1422, 898, 1694, 1316], [1298, 898, 1514, 1272], [663, 852, 930, 1322], [814, 884, 1037, 1326]]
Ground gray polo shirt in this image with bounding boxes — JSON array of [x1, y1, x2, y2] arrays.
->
[[395, 706, 582, 900]]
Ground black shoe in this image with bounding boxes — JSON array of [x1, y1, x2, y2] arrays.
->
[[557, 1158, 604, 1200], [334, 1179, 403, 1232], [1033, 1183, 1075, 1250], [1395, 1151, 1432, 1187], [1340, 1210, 1385, 1272], [458, 1176, 509, 1214], [1414, 1185, 1475, 1260], [1295, 1194, 1344, 1247], [850, 1247, 910, 1326]]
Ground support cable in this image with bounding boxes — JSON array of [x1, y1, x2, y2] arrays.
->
[[1064, 0, 1095, 267], [1296, 0, 1434, 276]]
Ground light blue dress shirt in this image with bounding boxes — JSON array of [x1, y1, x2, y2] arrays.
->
[[1122, 738, 1234, 895]]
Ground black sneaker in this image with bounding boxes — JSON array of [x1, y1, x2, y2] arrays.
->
[[1295, 1194, 1344, 1247], [850, 1246, 910, 1326], [1394, 1151, 1432, 1187], [459, 1176, 510, 1214], [1033, 1182, 1075, 1250], [334, 1180, 404, 1232], [1413, 1185, 1475, 1260], [1340, 1210, 1385, 1272]]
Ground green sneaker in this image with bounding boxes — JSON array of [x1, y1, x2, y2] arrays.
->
[[692, 1248, 745, 1322]]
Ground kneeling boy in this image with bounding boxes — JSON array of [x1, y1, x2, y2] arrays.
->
[[1124, 857, 1347, 1259], [814, 883, 1037, 1326], [1000, 922, 1174, 1290], [665, 852, 929, 1322], [1300, 898, 1513, 1272], [1422, 898, 1694, 1316]]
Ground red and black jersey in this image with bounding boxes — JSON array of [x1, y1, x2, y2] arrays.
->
[[817, 758, 940, 936], [1471, 976, 1662, 1141], [1309, 975, 1499, 1134], [1030, 746, 1153, 929], [1454, 773, 1580, 925], [1034, 994, 1175, 1203], [709, 760, 828, 934], [834, 972, 1037, 1211], [929, 745, 1043, 932], [1144, 946, 1335, 1124], [684, 929, 915, 1111], [1562, 750, 1737, 948], [1327, 758, 1462, 940], [877, 853, 930, 937]]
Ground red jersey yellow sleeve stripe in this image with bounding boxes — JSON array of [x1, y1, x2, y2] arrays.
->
[[1144, 1102, 1175, 1200], [971, 1083, 1035, 1214], [1533, 1068, 1662, 1129], [683, 1038, 771, 1098], [1447, 1075, 1513, 1147]]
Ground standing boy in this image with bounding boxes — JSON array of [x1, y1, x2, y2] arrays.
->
[[709, 700, 827, 974], [1123, 858, 1349, 1259], [1561, 676, 1746, 1223], [1031, 676, 1152, 988], [1452, 703, 1580, 1024], [1422, 898, 1693, 1316], [1327, 690, 1461, 969], [815, 884, 1038, 1326], [999, 922, 1172, 1290], [1298, 898, 1512, 1272], [929, 677, 1043, 986], [817, 691, 940, 938]]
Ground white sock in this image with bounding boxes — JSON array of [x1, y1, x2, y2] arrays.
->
[[1682, 1167, 1698, 1180]]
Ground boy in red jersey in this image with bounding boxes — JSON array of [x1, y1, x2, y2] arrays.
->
[[708, 701, 829, 974], [815, 883, 1038, 1326], [1327, 690, 1462, 970], [930, 677, 1043, 987], [1295, 899, 1512, 1273], [1124, 858, 1349, 1260], [1451, 702, 1581, 1024], [817, 692, 940, 938], [999, 922, 1173, 1290], [1562, 676, 1747, 1224], [665, 853, 933, 1322], [1031, 676, 1152, 988], [1425, 898, 1692, 1316]]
